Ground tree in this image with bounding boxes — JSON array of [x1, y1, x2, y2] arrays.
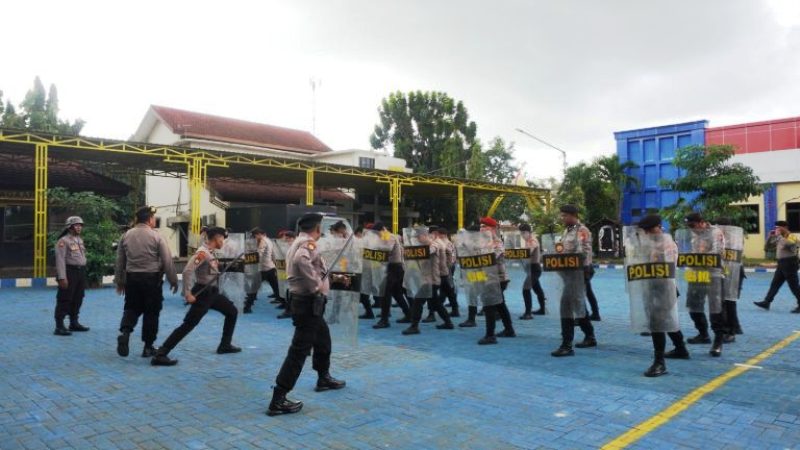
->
[[660, 145, 764, 230], [2, 77, 84, 134], [370, 91, 519, 227], [594, 154, 640, 223], [48, 188, 123, 285]]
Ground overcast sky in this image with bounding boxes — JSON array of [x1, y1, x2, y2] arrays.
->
[[3, 0, 799, 180]]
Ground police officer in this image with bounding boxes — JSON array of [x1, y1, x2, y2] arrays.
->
[[151, 227, 242, 366], [267, 213, 346, 416], [552, 205, 596, 356], [518, 223, 547, 319], [755, 220, 800, 313], [372, 222, 411, 328], [436, 227, 460, 317], [401, 226, 454, 335], [479, 217, 516, 339], [245, 227, 282, 314], [114, 206, 178, 358], [54, 216, 89, 335]]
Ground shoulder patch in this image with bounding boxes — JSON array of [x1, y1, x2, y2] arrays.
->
[[58, 241, 65, 247], [306, 242, 316, 251], [194, 251, 207, 264]]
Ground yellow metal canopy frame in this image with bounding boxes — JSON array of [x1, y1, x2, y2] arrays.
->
[[0, 128, 549, 277]]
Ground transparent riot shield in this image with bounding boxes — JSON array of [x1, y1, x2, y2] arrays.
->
[[317, 235, 360, 347], [674, 227, 724, 315], [541, 231, 586, 319], [217, 233, 246, 311], [503, 230, 531, 289], [455, 230, 503, 307], [243, 237, 261, 299], [719, 225, 744, 302], [402, 227, 436, 299], [273, 239, 290, 301], [360, 229, 393, 298], [623, 226, 679, 333]]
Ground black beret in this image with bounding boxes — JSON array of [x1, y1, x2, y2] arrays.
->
[[250, 227, 265, 236], [559, 204, 579, 215], [370, 222, 385, 231], [518, 223, 532, 232], [684, 212, 704, 224], [776, 220, 790, 227], [437, 227, 449, 235], [206, 227, 227, 240], [637, 214, 662, 230], [465, 224, 480, 232]]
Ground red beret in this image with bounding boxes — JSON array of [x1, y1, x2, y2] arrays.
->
[[479, 217, 498, 228]]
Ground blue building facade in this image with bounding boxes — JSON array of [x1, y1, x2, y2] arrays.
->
[[614, 120, 707, 225]]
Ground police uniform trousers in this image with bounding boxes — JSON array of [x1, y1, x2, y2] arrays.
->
[[56, 265, 87, 324], [584, 266, 600, 316], [381, 263, 410, 320], [119, 272, 164, 346], [247, 269, 282, 304], [161, 285, 238, 351], [438, 272, 459, 310], [483, 281, 514, 336], [687, 280, 727, 338], [276, 294, 332, 391], [764, 257, 800, 306]]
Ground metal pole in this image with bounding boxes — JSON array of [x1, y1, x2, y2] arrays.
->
[[515, 128, 568, 174]]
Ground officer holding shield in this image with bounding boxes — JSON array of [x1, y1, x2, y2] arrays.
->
[[518, 223, 547, 319], [401, 226, 454, 335], [268, 213, 346, 416], [245, 227, 282, 314], [626, 215, 690, 377]]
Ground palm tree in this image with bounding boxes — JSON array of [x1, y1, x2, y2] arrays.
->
[[595, 155, 640, 223]]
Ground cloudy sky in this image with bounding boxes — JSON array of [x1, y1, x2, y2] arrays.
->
[[2, 0, 799, 180]]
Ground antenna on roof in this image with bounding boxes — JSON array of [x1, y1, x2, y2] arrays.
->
[[309, 77, 321, 135]]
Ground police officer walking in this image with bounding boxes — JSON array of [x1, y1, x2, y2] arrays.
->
[[755, 220, 800, 313], [114, 206, 178, 357], [54, 216, 89, 335], [268, 213, 346, 416], [245, 227, 283, 314], [518, 223, 547, 319]]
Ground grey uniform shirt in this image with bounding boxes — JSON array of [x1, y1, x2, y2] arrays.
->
[[287, 233, 329, 296], [114, 223, 178, 286], [258, 237, 276, 271], [434, 239, 448, 277], [562, 223, 593, 266], [526, 235, 542, 265], [55, 234, 86, 280], [182, 245, 218, 297], [388, 235, 403, 263], [769, 233, 799, 260]]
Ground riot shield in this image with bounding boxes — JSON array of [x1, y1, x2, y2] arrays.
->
[[360, 229, 393, 298], [674, 227, 724, 315], [541, 232, 586, 319], [273, 238, 290, 300], [455, 230, 503, 307], [719, 225, 744, 302], [402, 227, 436, 300], [218, 233, 246, 311], [317, 235, 360, 347], [243, 237, 261, 298], [503, 230, 531, 289], [623, 226, 679, 333]]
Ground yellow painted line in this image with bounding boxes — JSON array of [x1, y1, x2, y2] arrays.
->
[[601, 331, 800, 450]]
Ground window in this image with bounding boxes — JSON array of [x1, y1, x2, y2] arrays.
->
[[787, 202, 800, 233], [734, 204, 760, 234], [359, 157, 375, 169], [3, 205, 34, 242]]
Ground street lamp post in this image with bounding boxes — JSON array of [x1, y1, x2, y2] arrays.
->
[[515, 128, 567, 175]]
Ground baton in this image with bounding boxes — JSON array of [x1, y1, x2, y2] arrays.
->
[[184, 251, 246, 304]]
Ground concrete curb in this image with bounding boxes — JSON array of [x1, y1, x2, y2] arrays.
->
[[1, 274, 185, 289]]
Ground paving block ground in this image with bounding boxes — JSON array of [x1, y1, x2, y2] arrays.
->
[[1, 270, 799, 449]]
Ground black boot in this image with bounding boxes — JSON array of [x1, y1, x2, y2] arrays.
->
[[459, 306, 478, 327], [520, 290, 533, 320], [575, 337, 597, 348], [664, 347, 691, 359], [450, 307, 460, 318], [217, 341, 242, 354], [753, 300, 770, 310], [372, 319, 390, 329], [68, 318, 90, 332], [710, 334, 723, 357], [422, 311, 437, 323], [687, 334, 711, 344], [551, 344, 574, 357], [644, 359, 667, 377], [141, 344, 156, 358], [151, 348, 178, 366], [315, 373, 346, 392], [277, 310, 292, 319], [116, 331, 130, 356], [54, 318, 72, 336], [478, 335, 497, 345], [267, 386, 303, 416], [532, 303, 546, 315]]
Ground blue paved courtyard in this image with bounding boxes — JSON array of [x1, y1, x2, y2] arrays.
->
[[1, 269, 799, 449]]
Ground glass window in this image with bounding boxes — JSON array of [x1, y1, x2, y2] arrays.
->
[[3, 205, 34, 242], [359, 157, 375, 169], [786, 203, 800, 233]]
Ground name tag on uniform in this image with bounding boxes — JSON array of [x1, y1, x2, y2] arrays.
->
[[676, 253, 721, 268], [403, 245, 430, 260], [504, 248, 531, 260], [627, 263, 675, 281], [542, 253, 583, 271], [69, 243, 80, 251], [458, 253, 496, 269], [363, 248, 389, 262], [275, 259, 286, 270]]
